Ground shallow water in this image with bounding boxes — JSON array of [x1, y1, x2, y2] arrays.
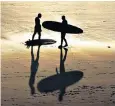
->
[[1, 1, 115, 106]]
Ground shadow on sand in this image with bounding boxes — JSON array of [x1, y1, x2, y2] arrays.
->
[[37, 47, 84, 101]]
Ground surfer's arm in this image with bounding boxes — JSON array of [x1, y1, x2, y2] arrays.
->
[[62, 20, 68, 25], [35, 17, 37, 25], [37, 19, 42, 32], [65, 20, 68, 24], [39, 19, 42, 31]]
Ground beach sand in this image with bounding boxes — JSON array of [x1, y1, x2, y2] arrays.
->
[[1, 1, 115, 106]]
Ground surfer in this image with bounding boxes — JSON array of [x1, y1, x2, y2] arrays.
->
[[59, 15, 68, 48], [32, 13, 42, 40]]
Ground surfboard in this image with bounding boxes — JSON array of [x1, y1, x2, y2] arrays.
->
[[37, 71, 83, 93], [25, 39, 56, 46], [42, 21, 83, 34]]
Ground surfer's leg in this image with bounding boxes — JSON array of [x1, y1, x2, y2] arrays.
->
[[64, 38, 68, 47], [61, 33, 65, 46], [38, 32, 41, 40], [61, 37, 63, 46], [32, 31, 36, 40], [58, 35, 63, 48], [63, 34, 68, 47], [58, 39, 63, 48]]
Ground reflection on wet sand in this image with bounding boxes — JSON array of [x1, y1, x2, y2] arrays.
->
[[2, 2, 115, 106], [58, 47, 68, 101], [28, 39, 56, 95], [29, 45, 41, 95]]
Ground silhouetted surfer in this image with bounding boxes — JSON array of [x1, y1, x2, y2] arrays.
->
[[32, 13, 42, 40], [59, 16, 68, 48]]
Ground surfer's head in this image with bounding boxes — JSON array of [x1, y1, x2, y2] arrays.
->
[[62, 15, 66, 20], [38, 13, 42, 18]]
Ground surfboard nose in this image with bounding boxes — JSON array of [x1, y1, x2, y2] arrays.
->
[[80, 29, 83, 33], [75, 71, 83, 78]]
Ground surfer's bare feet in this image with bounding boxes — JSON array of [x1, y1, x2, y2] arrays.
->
[[58, 45, 62, 48], [64, 44, 68, 47]]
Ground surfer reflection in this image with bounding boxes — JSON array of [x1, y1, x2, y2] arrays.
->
[[56, 47, 68, 101], [59, 16, 68, 48], [29, 45, 41, 95], [32, 13, 42, 40]]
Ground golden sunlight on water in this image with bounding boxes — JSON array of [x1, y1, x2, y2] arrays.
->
[[2, 31, 115, 54], [1, 1, 115, 75], [1, 2, 115, 106]]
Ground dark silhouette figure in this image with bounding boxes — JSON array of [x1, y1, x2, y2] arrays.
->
[[59, 16, 68, 48], [32, 13, 42, 40], [29, 45, 41, 95], [56, 47, 68, 101]]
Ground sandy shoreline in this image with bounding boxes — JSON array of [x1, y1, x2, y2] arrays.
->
[[2, 38, 115, 106], [1, 1, 115, 106]]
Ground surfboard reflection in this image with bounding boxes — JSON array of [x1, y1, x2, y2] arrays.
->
[[37, 48, 84, 101]]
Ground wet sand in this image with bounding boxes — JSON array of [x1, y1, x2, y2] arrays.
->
[[1, 1, 115, 106]]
